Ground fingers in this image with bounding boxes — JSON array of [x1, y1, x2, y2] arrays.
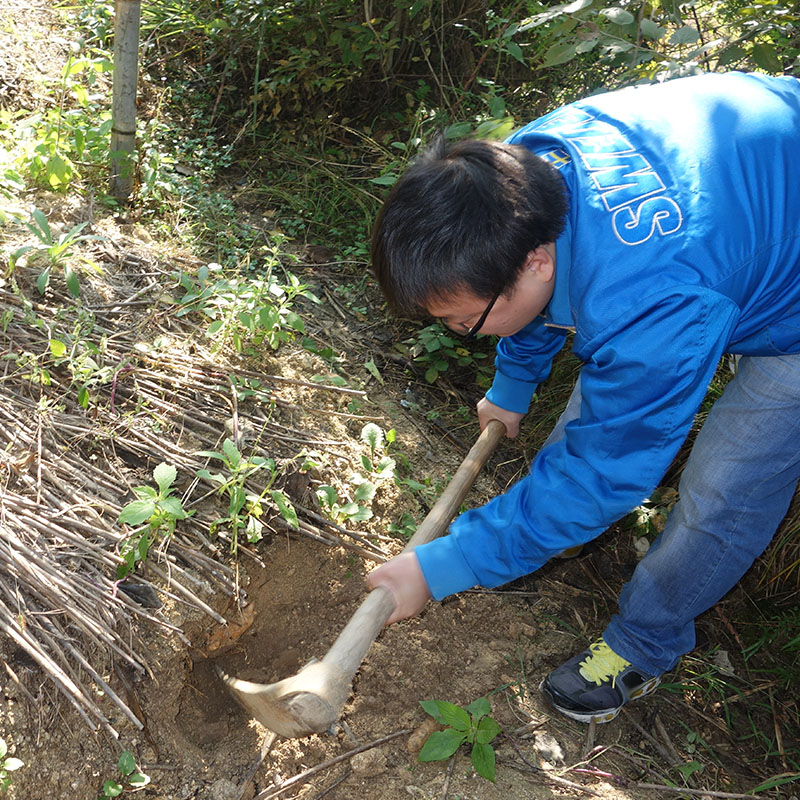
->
[[367, 551, 432, 625], [476, 397, 524, 438]]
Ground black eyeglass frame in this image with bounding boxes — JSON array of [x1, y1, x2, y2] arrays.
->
[[464, 288, 503, 340]]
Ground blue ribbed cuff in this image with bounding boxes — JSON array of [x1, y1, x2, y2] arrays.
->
[[415, 536, 479, 601], [485, 372, 537, 415]]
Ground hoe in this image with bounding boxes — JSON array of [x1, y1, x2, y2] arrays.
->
[[219, 419, 506, 738]]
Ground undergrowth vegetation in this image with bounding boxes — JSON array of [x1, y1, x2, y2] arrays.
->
[[1, 0, 799, 793]]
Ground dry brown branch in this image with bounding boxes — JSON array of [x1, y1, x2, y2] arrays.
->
[[252, 728, 412, 800], [1, 268, 391, 735]]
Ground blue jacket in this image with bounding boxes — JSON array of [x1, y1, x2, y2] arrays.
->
[[416, 71, 800, 601]]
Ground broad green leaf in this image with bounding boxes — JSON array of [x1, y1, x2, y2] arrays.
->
[[471, 742, 496, 782], [505, 41, 524, 64], [49, 339, 67, 357], [9, 245, 33, 269], [669, 25, 699, 44], [222, 438, 242, 469], [311, 374, 347, 386], [675, 760, 704, 781], [348, 505, 373, 523], [3, 757, 23, 771], [133, 485, 158, 501], [271, 490, 299, 528], [752, 43, 781, 72], [716, 45, 746, 67], [284, 310, 305, 332], [354, 480, 376, 504], [370, 174, 398, 186], [129, 772, 150, 787], [118, 500, 156, 525], [246, 515, 264, 542], [153, 462, 177, 493], [424, 366, 440, 383], [360, 423, 383, 452], [639, 18, 666, 40], [465, 697, 491, 718], [103, 779, 123, 797], [489, 95, 507, 118], [542, 41, 578, 67], [196, 469, 225, 485], [316, 485, 339, 508], [46, 154, 71, 188], [600, 7, 634, 24], [576, 37, 598, 53], [159, 496, 188, 519], [420, 700, 471, 731], [475, 715, 502, 744], [418, 728, 467, 761]]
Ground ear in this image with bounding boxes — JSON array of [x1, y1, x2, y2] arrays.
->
[[522, 244, 556, 284]]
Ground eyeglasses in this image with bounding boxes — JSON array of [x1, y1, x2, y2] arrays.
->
[[464, 288, 502, 340]]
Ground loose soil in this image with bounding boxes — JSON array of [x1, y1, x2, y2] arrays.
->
[[1, 4, 798, 800]]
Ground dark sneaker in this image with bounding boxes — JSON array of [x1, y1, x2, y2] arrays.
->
[[540, 638, 661, 723]]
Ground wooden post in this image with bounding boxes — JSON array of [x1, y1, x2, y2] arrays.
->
[[109, 0, 141, 203]]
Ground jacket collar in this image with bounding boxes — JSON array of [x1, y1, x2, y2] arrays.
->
[[544, 220, 575, 331]]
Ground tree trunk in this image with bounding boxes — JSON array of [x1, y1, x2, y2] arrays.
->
[[109, 0, 141, 203]]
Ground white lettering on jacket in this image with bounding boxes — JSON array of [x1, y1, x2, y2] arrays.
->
[[536, 107, 683, 246]]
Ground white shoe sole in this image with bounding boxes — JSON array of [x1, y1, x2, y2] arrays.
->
[[540, 676, 662, 724]]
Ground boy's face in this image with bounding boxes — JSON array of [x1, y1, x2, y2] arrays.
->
[[426, 245, 556, 339]]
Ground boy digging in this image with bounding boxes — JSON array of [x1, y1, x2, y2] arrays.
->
[[366, 71, 800, 723]]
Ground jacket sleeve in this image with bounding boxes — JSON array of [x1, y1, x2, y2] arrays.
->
[[485, 318, 567, 413], [415, 287, 740, 600]]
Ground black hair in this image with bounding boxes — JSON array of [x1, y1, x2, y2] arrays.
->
[[370, 136, 568, 317]]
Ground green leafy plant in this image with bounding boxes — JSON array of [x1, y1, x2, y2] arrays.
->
[[418, 697, 502, 782], [9, 208, 102, 296], [0, 738, 23, 792], [175, 258, 318, 353], [117, 463, 192, 578], [359, 423, 396, 481], [315, 423, 399, 526], [402, 322, 493, 386], [97, 750, 150, 798], [197, 438, 297, 553], [46, 310, 116, 408], [315, 482, 375, 525]]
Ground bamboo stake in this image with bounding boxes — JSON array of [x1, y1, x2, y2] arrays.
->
[[110, 0, 142, 202]]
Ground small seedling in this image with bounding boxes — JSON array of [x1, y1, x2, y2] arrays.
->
[[0, 738, 24, 792], [418, 697, 502, 782], [197, 438, 297, 552], [359, 423, 396, 480], [10, 207, 101, 296], [316, 482, 375, 524], [97, 750, 149, 798], [117, 463, 192, 578]]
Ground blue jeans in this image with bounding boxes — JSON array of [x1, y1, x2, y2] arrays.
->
[[548, 354, 800, 676]]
